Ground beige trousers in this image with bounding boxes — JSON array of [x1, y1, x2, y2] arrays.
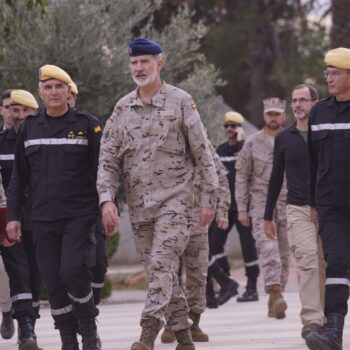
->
[[286, 205, 326, 326], [0, 255, 12, 313]]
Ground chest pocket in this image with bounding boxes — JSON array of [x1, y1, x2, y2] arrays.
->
[[63, 145, 88, 171], [25, 145, 42, 168], [153, 111, 185, 154]]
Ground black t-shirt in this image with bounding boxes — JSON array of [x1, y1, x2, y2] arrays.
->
[[46, 110, 69, 134], [216, 140, 244, 211]]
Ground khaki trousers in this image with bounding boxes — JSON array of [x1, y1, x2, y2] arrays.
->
[[286, 205, 325, 326], [0, 255, 12, 313]]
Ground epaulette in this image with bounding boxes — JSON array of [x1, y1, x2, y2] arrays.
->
[[74, 108, 102, 125]]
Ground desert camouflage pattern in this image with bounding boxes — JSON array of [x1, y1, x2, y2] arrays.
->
[[97, 82, 218, 223], [97, 82, 218, 330], [182, 148, 230, 314], [235, 129, 289, 292]]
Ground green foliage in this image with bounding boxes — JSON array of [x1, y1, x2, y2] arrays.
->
[[106, 234, 119, 260], [0, 0, 222, 140]]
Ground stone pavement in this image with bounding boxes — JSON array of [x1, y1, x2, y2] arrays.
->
[[1, 291, 349, 350]]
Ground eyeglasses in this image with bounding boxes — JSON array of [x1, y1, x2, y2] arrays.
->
[[291, 98, 313, 104], [224, 124, 238, 129], [323, 70, 344, 79]]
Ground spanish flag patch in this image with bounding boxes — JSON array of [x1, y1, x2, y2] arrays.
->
[[94, 125, 102, 133]]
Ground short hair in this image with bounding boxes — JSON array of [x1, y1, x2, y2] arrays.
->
[[0, 89, 12, 106], [292, 83, 319, 101]]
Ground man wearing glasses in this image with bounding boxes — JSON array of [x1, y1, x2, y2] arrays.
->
[[263, 84, 325, 341], [236, 98, 290, 319], [206, 111, 260, 306], [306, 47, 350, 350]]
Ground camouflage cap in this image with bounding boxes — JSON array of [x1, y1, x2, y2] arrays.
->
[[263, 97, 286, 113]]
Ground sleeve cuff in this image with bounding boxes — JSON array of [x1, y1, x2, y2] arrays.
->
[[99, 192, 115, 206], [199, 192, 216, 209]]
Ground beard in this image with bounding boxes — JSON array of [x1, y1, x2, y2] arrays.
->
[[294, 110, 308, 120], [132, 66, 158, 87], [266, 121, 280, 130]]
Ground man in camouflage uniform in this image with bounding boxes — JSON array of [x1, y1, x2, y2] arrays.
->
[[235, 97, 290, 319], [161, 144, 231, 343], [97, 38, 218, 350]]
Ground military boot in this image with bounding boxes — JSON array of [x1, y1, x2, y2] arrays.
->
[[160, 328, 176, 343], [17, 316, 38, 350], [209, 262, 239, 306], [79, 318, 101, 350], [267, 284, 287, 319], [131, 318, 161, 350], [189, 311, 208, 342], [59, 332, 79, 350], [237, 277, 259, 302], [1, 311, 15, 339], [305, 313, 344, 350], [175, 328, 195, 350]]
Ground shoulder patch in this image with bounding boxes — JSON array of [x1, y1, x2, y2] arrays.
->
[[235, 157, 246, 170]]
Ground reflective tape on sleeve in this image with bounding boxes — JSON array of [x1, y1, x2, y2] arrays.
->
[[24, 138, 88, 148]]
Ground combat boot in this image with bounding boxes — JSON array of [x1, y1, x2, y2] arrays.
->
[[237, 278, 259, 302], [160, 328, 176, 343], [1, 311, 15, 339], [131, 318, 161, 350], [79, 318, 101, 350], [17, 316, 38, 350], [175, 328, 195, 350], [267, 284, 287, 319], [209, 262, 239, 305], [305, 313, 344, 350], [60, 333, 79, 350], [189, 311, 208, 342]]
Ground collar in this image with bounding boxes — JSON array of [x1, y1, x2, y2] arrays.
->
[[127, 81, 167, 108]]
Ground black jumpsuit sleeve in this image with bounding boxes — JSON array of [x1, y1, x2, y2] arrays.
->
[[264, 134, 285, 221], [87, 118, 103, 181], [7, 125, 30, 221], [308, 107, 318, 208]]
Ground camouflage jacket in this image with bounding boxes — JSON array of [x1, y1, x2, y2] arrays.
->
[[97, 83, 218, 223], [235, 129, 287, 218]]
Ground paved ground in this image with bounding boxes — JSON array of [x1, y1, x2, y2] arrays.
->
[[1, 290, 349, 350]]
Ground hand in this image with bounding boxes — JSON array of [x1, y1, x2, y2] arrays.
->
[[6, 221, 22, 242], [264, 220, 276, 240], [101, 201, 119, 237], [236, 126, 245, 141], [199, 208, 215, 227], [2, 237, 16, 247], [216, 216, 229, 230], [310, 207, 318, 224], [238, 211, 250, 227]]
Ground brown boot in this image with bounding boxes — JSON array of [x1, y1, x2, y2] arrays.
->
[[175, 328, 196, 350], [160, 328, 176, 343], [268, 284, 287, 319], [189, 312, 208, 342], [131, 318, 161, 350]]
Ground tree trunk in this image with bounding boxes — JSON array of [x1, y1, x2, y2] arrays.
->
[[330, 0, 350, 48]]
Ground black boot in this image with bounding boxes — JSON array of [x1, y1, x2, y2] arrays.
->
[[209, 262, 239, 305], [1, 311, 15, 339], [79, 318, 101, 350], [237, 277, 258, 302], [306, 313, 344, 350], [17, 316, 38, 350], [206, 276, 218, 309]]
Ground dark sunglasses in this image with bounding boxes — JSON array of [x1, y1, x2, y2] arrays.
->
[[224, 124, 238, 129]]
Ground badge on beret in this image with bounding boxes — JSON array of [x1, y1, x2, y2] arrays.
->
[[235, 157, 245, 170]]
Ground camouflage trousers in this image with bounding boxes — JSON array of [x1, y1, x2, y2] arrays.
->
[[182, 210, 209, 315], [131, 213, 192, 331], [251, 213, 290, 293]]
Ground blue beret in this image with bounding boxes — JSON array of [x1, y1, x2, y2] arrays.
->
[[129, 38, 163, 57]]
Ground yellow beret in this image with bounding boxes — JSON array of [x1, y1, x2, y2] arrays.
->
[[10, 90, 39, 110], [69, 82, 78, 95], [325, 47, 350, 70], [39, 64, 72, 84], [224, 111, 244, 125]]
